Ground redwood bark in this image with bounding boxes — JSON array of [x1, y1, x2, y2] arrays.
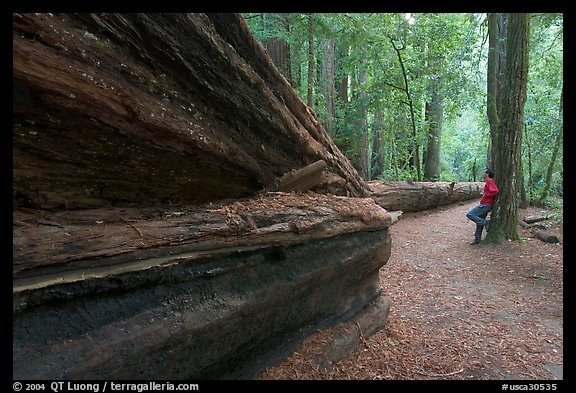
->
[[13, 13, 368, 211], [369, 181, 483, 212]]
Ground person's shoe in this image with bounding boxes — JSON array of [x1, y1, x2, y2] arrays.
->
[[485, 219, 490, 232], [470, 239, 481, 245]]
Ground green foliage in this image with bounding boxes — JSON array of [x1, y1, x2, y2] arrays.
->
[[522, 13, 563, 200], [242, 13, 563, 187], [538, 196, 563, 219]]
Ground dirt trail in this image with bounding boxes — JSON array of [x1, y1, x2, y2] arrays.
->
[[259, 200, 563, 380]]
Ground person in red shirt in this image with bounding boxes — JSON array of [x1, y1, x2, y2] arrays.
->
[[466, 168, 499, 244]]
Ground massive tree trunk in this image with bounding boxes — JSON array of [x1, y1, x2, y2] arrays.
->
[[13, 13, 384, 380], [486, 13, 508, 171], [14, 193, 391, 379], [369, 181, 483, 213], [485, 13, 530, 243], [13, 13, 368, 211]]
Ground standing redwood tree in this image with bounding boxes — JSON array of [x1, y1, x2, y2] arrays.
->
[[423, 73, 444, 181], [322, 37, 336, 134], [265, 14, 292, 86], [307, 13, 315, 107], [484, 13, 530, 243]]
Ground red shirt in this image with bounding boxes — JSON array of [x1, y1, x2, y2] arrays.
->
[[480, 177, 499, 205]]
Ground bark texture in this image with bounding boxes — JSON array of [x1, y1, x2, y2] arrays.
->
[[13, 13, 386, 380], [13, 193, 391, 380], [13, 13, 368, 211], [486, 13, 530, 243], [369, 181, 483, 212]]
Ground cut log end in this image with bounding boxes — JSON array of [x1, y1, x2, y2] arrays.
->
[[271, 159, 328, 193]]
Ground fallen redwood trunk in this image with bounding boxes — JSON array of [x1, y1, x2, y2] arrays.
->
[[369, 181, 484, 212], [533, 230, 560, 244], [13, 13, 385, 380], [13, 192, 392, 379], [13, 13, 368, 211]]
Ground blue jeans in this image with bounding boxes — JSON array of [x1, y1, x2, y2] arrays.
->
[[466, 204, 492, 241]]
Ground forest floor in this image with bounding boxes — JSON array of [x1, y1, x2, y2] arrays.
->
[[258, 199, 564, 381]]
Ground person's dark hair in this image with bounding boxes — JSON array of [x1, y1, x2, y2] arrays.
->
[[484, 168, 494, 178]]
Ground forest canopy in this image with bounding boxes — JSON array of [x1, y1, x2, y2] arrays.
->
[[243, 13, 563, 207]]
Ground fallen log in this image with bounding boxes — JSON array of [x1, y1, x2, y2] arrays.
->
[[518, 220, 531, 228], [533, 230, 560, 244], [13, 192, 392, 379], [368, 181, 484, 212], [13, 13, 369, 211], [518, 219, 547, 230], [12, 12, 384, 380], [523, 214, 551, 224]]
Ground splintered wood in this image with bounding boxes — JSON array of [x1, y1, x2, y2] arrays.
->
[[13, 191, 391, 283]]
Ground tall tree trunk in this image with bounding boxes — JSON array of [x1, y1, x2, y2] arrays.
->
[[336, 42, 349, 105], [390, 36, 421, 181], [330, 42, 348, 145], [519, 160, 528, 209], [470, 158, 478, 182], [356, 60, 369, 180], [335, 45, 350, 104], [524, 123, 534, 202], [371, 110, 385, 179], [423, 75, 444, 181], [539, 84, 563, 204], [265, 14, 292, 86], [307, 13, 314, 108], [486, 13, 500, 168], [396, 105, 410, 174], [496, 14, 508, 116], [338, 75, 348, 103], [485, 13, 530, 244], [323, 37, 336, 135], [486, 13, 507, 171]]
